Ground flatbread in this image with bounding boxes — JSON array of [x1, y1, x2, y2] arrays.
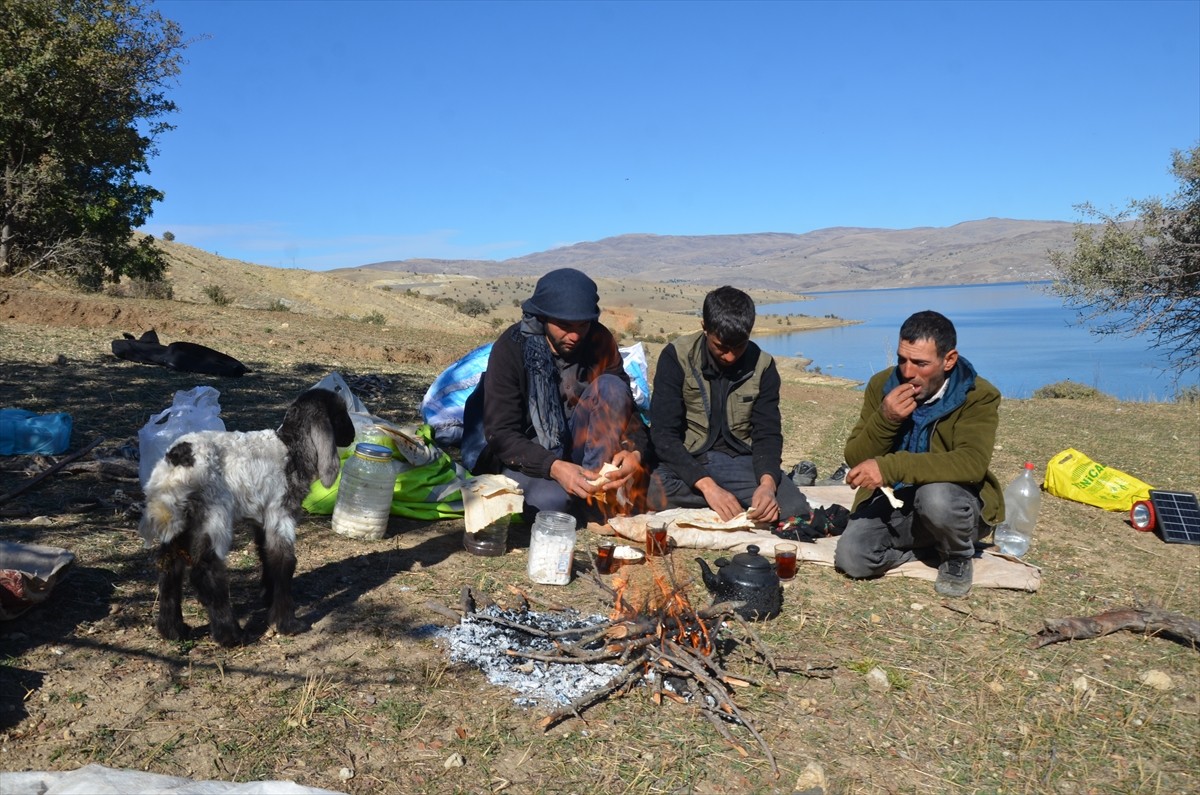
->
[[587, 461, 621, 488], [880, 486, 903, 509]]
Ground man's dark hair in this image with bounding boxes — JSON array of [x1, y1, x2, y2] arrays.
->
[[899, 310, 957, 357], [702, 286, 755, 346]]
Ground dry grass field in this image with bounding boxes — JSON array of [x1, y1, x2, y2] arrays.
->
[[0, 256, 1197, 795]]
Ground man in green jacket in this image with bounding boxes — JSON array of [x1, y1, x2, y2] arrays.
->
[[834, 310, 1002, 598]]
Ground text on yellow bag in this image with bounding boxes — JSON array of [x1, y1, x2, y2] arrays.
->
[[1043, 448, 1154, 512]]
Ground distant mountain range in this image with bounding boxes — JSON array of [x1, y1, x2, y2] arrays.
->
[[335, 218, 1080, 293]]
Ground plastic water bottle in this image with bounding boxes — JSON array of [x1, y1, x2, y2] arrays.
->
[[331, 443, 399, 540], [994, 462, 1041, 557]]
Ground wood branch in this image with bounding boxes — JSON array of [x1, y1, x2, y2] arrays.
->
[[941, 601, 1029, 636], [469, 586, 498, 611], [506, 648, 622, 665], [0, 437, 105, 505], [773, 657, 838, 679], [729, 611, 779, 674], [538, 659, 645, 731], [603, 601, 740, 640], [424, 600, 463, 622], [506, 585, 566, 612], [1030, 606, 1200, 649]]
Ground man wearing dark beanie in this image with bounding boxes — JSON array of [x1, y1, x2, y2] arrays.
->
[[461, 268, 649, 521]]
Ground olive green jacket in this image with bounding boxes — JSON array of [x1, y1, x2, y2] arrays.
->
[[844, 366, 1004, 526], [669, 331, 773, 454]]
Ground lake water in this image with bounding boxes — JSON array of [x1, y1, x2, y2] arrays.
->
[[755, 282, 1197, 402]]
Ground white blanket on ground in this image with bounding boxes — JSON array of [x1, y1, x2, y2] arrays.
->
[[602, 486, 1042, 592], [0, 764, 347, 795]]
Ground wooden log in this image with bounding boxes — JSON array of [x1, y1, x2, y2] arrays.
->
[[1030, 606, 1200, 649]]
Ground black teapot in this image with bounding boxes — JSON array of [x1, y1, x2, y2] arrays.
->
[[696, 545, 783, 620]]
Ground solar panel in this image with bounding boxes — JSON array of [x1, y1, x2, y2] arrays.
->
[[1149, 490, 1200, 545]]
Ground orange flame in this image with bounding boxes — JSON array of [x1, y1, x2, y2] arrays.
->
[[609, 555, 713, 657]]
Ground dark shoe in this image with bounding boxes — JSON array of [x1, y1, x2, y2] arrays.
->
[[791, 460, 818, 487], [935, 556, 973, 598], [829, 462, 850, 482]]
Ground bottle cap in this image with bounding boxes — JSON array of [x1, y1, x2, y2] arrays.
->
[[354, 442, 394, 461]]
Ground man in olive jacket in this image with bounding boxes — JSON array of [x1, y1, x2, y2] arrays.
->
[[834, 310, 1002, 598]]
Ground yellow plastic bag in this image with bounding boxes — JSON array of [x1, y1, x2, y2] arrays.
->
[[1043, 448, 1154, 512]]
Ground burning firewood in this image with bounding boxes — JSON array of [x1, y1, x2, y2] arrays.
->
[[435, 560, 789, 777]]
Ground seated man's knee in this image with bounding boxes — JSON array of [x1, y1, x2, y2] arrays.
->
[[834, 526, 882, 579], [913, 482, 975, 529], [588, 374, 633, 411]]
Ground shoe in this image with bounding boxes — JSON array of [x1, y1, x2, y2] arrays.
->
[[829, 462, 850, 482], [934, 556, 973, 598], [791, 460, 818, 487]]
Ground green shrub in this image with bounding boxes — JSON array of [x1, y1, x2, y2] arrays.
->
[[1032, 380, 1109, 400], [129, 278, 174, 299], [458, 297, 488, 317], [202, 284, 231, 306], [362, 311, 386, 325], [102, 277, 174, 299], [265, 298, 290, 312]]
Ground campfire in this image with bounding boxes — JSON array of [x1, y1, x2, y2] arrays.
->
[[434, 555, 829, 776]]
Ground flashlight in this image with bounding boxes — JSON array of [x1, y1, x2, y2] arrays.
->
[[1130, 500, 1156, 532]]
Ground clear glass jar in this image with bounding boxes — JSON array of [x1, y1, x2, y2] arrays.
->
[[463, 517, 509, 557], [527, 510, 577, 585], [331, 443, 396, 540]]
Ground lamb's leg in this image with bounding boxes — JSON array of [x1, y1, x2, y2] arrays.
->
[[155, 538, 189, 640], [189, 532, 243, 647], [252, 523, 275, 609], [260, 518, 304, 635]]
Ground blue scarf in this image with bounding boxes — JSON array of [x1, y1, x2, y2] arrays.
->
[[884, 356, 979, 464]]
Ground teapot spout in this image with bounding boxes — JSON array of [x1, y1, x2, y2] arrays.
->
[[695, 557, 719, 592]]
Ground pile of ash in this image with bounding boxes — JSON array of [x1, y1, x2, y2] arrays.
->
[[439, 605, 623, 708]]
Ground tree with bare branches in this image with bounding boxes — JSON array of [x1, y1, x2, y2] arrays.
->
[[1049, 145, 1200, 377]]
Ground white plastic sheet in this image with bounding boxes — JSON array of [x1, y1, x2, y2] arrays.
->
[[0, 764, 347, 795]]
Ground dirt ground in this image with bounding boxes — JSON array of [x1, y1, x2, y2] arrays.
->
[[1, 282, 1197, 795]]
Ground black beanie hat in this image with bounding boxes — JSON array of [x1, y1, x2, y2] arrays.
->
[[521, 268, 601, 322]]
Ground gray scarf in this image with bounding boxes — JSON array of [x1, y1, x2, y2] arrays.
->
[[513, 314, 567, 454]]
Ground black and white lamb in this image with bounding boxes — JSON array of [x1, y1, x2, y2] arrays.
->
[[138, 388, 356, 646]]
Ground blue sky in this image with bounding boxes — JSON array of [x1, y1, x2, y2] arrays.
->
[[145, 0, 1200, 271]]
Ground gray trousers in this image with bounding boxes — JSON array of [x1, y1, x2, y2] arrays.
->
[[834, 483, 988, 579]]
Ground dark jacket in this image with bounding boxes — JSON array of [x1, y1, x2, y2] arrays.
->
[[844, 361, 1003, 525], [651, 331, 785, 488], [469, 321, 649, 479]]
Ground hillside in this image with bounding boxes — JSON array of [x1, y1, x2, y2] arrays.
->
[[0, 241, 848, 378], [338, 218, 1078, 293]]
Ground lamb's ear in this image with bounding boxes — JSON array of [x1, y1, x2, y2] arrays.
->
[[312, 419, 342, 488], [281, 390, 346, 488]]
